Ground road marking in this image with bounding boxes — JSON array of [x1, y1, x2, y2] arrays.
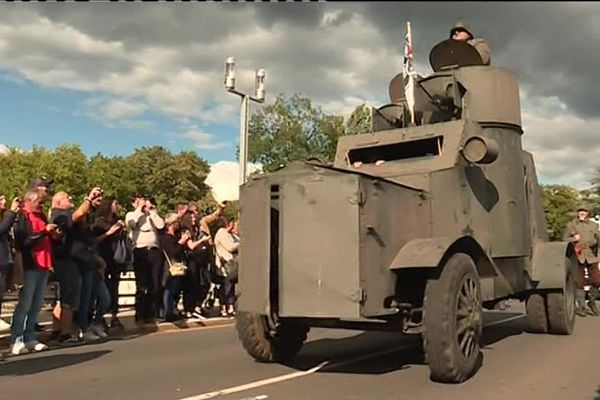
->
[[177, 361, 329, 400], [177, 314, 525, 400], [178, 344, 413, 400]]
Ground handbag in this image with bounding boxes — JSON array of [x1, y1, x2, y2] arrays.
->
[[113, 234, 134, 265], [219, 256, 238, 282], [163, 250, 187, 277]]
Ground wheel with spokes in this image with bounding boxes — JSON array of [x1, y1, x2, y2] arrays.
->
[[422, 253, 483, 383]]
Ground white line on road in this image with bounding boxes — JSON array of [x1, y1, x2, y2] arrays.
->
[[178, 361, 329, 400], [177, 314, 525, 400]]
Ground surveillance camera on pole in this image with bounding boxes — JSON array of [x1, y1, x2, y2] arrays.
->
[[224, 57, 235, 91], [223, 57, 267, 186], [255, 69, 266, 102]]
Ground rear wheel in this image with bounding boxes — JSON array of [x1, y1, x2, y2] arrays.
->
[[422, 253, 482, 383], [524, 292, 548, 333], [546, 258, 576, 335], [236, 311, 309, 363]]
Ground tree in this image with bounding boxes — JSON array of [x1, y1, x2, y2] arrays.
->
[[0, 144, 213, 217], [345, 103, 373, 136], [126, 146, 211, 214], [88, 153, 137, 208], [248, 93, 346, 172], [540, 184, 580, 241]]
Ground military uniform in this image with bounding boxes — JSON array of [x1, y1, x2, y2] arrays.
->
[[563, 204, 600, 316], [450, 23, 491, 66]]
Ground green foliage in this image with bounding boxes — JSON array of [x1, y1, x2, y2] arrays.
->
[[248, 93, 347, 172], [345, 103, 373, 136], [0, 144, 213, 216], [541, 184, 580, 241]]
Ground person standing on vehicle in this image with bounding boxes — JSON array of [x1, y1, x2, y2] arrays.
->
[[449, 22, 491, 65], [563, 203, 600, 316]]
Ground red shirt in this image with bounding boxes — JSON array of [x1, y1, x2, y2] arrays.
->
[[24, 210, 53, 270]]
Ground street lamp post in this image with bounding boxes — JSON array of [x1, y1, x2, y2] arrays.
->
[[224, 57, 266, 186]]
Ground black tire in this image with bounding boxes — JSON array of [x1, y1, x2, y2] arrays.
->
[[236, 311, 309, 363], [422, 253, 483, 383], [524, 292, 548, 333], [547, 259, 576, 335]]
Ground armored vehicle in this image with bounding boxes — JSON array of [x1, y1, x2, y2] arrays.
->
[[235, 39, 577, 383]]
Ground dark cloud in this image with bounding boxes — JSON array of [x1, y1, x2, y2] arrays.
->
[[0, 3, 598, 186], [18, 2, 600, 119]]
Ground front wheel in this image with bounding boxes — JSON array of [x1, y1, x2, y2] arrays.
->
[[236, 311, 309, 363], [422, 253, 483, 383]]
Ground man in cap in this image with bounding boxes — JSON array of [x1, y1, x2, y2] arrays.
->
[[450, 22, 491, 66], [28, 177, 54, 204], [563, 202, 600, 316]]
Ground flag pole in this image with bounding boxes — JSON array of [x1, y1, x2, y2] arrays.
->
[[406, 21, 416, 126]]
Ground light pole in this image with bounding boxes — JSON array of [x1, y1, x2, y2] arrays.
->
[[224, 57, 266, 185]]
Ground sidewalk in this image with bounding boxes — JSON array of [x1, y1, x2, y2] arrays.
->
[[0, 307, 235, 350]]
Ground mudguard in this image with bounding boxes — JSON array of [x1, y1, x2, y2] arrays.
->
[[390, 236, 497, 278], [390, 237, 454, 269], [530, 241, 573, 290]]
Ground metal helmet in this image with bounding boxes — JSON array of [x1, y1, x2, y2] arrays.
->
[[577, 202, 591, 212], [450, 22, 474, 40]]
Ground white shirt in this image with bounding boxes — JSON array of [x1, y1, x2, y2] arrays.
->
[[125, 209, 165, 249]]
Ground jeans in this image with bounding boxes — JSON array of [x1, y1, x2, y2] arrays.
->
[[74, 267, 97, 332], [219, 277, 236, 307], [163, 276, 183, 318], [91, 276, 111, 324], [11, 269, 49, 343]]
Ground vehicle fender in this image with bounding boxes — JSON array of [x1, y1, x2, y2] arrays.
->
[[530, 241, 574, 290], [390, 236, 497, 277]]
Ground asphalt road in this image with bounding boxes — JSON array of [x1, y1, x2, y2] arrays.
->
[[1, 307, 599, 400]]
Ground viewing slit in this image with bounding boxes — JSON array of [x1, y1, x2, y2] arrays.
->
[[348, 136, 444, 164]]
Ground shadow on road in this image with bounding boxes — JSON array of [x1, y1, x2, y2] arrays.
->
[[0, 350, 111, 376], [282, 312, 525, 376]]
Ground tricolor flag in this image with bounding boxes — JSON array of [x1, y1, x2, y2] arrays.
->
[[403, 21, 416, 125]]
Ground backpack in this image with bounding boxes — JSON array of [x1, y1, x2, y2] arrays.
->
[[113, 234, 134, 265]]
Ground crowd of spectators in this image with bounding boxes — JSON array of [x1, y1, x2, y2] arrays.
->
[[0, 177, 239, 356]]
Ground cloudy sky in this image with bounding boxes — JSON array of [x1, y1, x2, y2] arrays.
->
[[0, 3, 597, 199]]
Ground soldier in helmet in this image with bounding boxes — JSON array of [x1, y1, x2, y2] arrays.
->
[[450, 22, 491, 66], [563, 203, 600, 316]]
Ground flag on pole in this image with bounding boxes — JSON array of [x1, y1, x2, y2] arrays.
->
[[403, 21, 416, 125]]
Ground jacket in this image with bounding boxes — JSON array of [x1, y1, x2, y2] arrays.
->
[[0, 210, 17, 267], [563, 218, 600, 264]]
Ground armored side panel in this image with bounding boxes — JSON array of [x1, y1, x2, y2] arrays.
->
[[238, 178, 272, 315], [482, 127, 531, 257], [273, 164, 426, 319], [278, 169, 362, 319], [428, 166, 491, 249], [358, 177, 429, 316], [522, 150, 549, 243]]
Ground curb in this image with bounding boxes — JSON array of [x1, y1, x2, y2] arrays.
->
[[0, 317, 235, 350]]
